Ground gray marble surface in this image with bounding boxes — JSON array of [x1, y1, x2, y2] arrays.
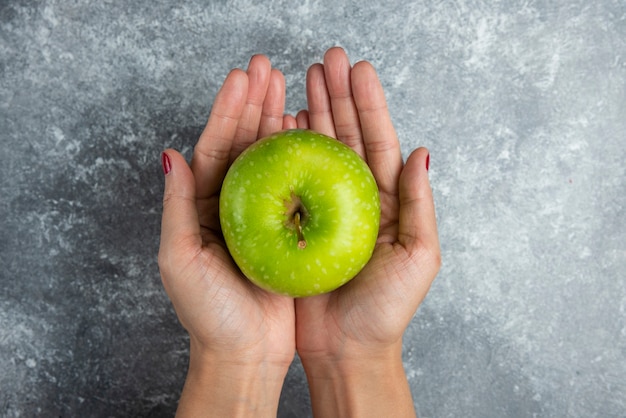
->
[[1, 1, 625, 417]]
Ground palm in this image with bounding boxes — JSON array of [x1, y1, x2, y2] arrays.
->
[[295, 201, 417, 357], [182, 240, 295, 357]]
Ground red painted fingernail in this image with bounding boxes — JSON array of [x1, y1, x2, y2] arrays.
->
[[162, 152, 171, 175], [426, 153, 430, 171]]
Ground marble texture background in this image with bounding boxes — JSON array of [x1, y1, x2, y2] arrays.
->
[[1, 0, 625, 416]]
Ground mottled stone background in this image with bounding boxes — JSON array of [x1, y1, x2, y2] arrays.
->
[[1, 1, 624, 417]]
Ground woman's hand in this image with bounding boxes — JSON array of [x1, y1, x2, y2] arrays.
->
[[293, 47, 441, 418], [158, 47, 441, 418], [158, 55, 295, 417]]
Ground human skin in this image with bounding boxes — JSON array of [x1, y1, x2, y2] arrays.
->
[[158, 47, 440, 417], [291, 47, 440, 418], [159, 55, 295, 417]]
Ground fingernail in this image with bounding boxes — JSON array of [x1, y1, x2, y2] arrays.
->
[[161, 152, 171, 175], [426, 153, 430, 171]]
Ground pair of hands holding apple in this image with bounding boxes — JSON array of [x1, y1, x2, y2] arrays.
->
[[158, 47, 440, 416]]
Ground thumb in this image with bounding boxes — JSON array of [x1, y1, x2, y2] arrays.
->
[[158, 150, 202, 277], [398, 147, 441, 277]]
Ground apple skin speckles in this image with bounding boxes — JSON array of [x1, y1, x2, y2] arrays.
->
[[219, 129, 380, 297]]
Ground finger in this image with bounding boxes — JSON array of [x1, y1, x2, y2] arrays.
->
[[230, 55, 272, 161], [296, 110, 310, 129], [258, 68, 287, 138], [191, 69, 248, 200], [159, 150, 202, 277], [283, 114, 298, 130], [323, 47, 365, 156], [305, 63, 336, 138], [398, 148, 441, 278], [351, 60, 403, 197]]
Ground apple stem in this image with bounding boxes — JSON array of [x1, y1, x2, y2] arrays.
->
[[294, 211, 307, 249]]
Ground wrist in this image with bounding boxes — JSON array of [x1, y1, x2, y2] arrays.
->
[[300, 340, 404, 382], [300, 341, 416, 418], [299, 335, 402, 372], [176, 340, 291, 417]]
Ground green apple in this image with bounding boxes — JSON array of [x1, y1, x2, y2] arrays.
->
[[219, 129, 380, 297]]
